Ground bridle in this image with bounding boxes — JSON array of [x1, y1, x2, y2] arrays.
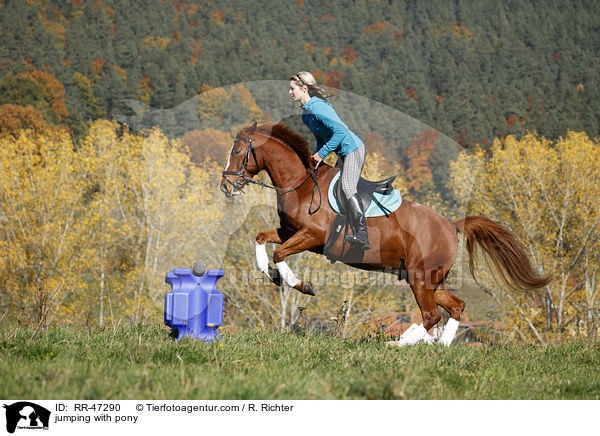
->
[[221, 131, 322, 214]]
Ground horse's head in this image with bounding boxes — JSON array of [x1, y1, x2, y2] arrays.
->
[[220, 122, 261, 197]]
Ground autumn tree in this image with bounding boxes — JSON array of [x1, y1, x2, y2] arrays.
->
[[451, 131, 600, 343]]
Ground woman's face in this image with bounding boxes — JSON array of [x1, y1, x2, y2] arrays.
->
[[289, 80, 308, 102]]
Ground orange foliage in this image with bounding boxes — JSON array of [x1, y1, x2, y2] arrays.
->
[[364, 22, 388, 36], [405, 129, 440, 194], [26, 69, 69, 120], [212, 10, 226, 25], [191, 39, 203, 64], [394, 29, 404, 45], [322, 14, 335, 21], [341, 46, 357, 65], [139, 75, 152, 104], [114, 65, 127, 80], [93, 58, 105, 76], [305, 43, 315, 54], [436, 95, 443, 103], [0, 104, 47, 135], [182, 128, 233, 165], [297, 0, 304, 8], [406, 87, 419, 101], [42, 15, 67, 46], [452, 23, 473, 40], [94, 0, 116, 21]]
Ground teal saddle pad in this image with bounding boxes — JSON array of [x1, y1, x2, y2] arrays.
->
[[327, 172, 402, 217]]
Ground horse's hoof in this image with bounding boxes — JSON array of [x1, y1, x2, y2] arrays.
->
[[296, 281, 315, 296], [268, 265, 282, 287]]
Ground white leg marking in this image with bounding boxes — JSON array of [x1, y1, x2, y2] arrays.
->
[[439, 318, 460, 346], [275, 261, 300, 288], [255, 243, 269, 273], [400, 324, 433, 345], [387, 323, 433, 347]]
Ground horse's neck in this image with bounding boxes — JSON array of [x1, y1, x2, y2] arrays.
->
[[260, 139, 310, 190]]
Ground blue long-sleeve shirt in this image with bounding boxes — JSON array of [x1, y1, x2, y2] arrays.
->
[[301, 96, 362, 159]]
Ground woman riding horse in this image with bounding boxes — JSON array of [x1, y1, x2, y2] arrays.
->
[[289, 71, 370, 250]]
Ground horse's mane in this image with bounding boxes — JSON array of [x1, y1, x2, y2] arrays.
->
[[252, 123, 312, 169]]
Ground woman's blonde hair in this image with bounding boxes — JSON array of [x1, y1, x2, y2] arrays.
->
[[290, 71, 329, 101]]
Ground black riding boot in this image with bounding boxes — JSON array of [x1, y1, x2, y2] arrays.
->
[[345, 194, 370, 250]]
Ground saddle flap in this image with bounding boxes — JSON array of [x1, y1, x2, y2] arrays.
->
[[334, 173, 396, 214]]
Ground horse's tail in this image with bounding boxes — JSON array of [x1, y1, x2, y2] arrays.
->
[[455, 216, 551, 292]]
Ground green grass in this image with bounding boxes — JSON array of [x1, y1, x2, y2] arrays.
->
[[1, 324, 599, 399]]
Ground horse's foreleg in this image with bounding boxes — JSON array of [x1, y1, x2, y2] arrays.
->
[[272, 228, 320, 296], [255, 229, 283, 284], [434, 287, 465, 346]]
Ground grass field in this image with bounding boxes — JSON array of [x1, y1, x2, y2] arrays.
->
[[1, 324, 599, 400]]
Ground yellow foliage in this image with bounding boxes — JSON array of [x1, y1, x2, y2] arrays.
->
[[142, 36, 171, 50], [451, 131, 600, 342], [0, 121, 225, 327]]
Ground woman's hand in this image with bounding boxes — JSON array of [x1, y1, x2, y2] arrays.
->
[[311, 153, 323, 168]]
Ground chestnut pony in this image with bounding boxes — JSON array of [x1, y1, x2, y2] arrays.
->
[[220, 122, 550, 345]]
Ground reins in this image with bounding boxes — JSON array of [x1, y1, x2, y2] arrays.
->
[[222, 132, 322, 214]]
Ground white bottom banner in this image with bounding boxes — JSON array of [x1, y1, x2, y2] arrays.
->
[[0, 400, 596, 435]]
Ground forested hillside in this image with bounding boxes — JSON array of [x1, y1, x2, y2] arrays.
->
[[1, 0, 598, 146]]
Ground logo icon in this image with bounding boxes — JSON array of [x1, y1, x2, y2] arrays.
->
[[3, 402, 50, 434]]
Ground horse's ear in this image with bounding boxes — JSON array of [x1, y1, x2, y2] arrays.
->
[[249, 121, 257, 134]]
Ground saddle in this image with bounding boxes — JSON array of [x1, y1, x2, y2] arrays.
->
[[324, 172, 398, 263], [333, 174, 396, 215]]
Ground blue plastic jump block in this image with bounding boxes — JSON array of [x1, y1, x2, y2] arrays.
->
[[164, 268, 225, 342]]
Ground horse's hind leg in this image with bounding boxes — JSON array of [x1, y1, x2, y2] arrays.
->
[[434, 286, 465, 346], [391, 270, 440, 346]]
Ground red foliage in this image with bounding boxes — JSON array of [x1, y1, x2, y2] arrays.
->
[[506, 114, 519, 128], [341, 46, 357, 65], [394, 29, 404, 45], [314, 69, 344, 89], [173, 2, 186, 13], [406, 87, 419, 101], [405, 129, 440, 193]]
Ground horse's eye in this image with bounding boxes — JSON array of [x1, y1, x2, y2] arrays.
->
[[231, 150, 242, 156]]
